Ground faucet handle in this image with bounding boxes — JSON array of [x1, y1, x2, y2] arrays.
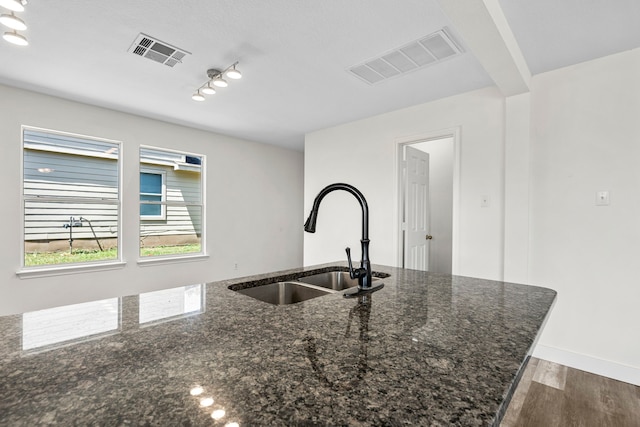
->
[[345, 247, 365, 280]]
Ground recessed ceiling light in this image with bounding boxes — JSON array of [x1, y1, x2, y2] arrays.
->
[[3, 30, 27, 46], [0, 12, 26, 31], [0, 0, 25, 13]]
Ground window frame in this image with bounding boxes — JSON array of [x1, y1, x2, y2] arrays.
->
[[19, 125, 123, 274], [140, 168, 167, 220]]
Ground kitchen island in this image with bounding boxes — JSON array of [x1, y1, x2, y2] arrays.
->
[[0, 263, 556, 426]]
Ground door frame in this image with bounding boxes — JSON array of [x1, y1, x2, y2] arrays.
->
[[394, 127, 461, 274]]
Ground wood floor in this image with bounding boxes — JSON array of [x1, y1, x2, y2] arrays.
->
[[501, 357, 640, 427]]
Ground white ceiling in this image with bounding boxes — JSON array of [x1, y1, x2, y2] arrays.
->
[[0, 0, 638, 151]]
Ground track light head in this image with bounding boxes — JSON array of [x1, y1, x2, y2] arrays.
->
[[0, 12, 27, 31], [226, 65, 242, 80], [201, 83, 216, 95], [191, 91, 205, 101], [3, 29, 27, 46], [0, 0, 25, 13], [212, 77, 228, 88]]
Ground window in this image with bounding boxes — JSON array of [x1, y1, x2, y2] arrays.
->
[[139, 147, 204, 258], [140, 170, 166, 219], [22, 127, 121, 268]]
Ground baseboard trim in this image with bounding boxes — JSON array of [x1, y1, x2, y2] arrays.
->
[[533, 344, 640, 386]]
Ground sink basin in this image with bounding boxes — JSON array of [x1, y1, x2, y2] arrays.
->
[[297, 271, 360, 291], [235, 282, 333, 305], [231, 270, 391, 305]]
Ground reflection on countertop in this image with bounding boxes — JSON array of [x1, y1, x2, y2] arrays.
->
[[19, 284, 205, 353], [0, 263, 556, 426]]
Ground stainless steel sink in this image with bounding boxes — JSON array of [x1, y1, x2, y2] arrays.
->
[[235, 282, 333, 305], [297, 271, 360, 291], [231, 270, 391, 305]]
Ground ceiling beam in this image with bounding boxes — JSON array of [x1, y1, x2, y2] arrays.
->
[[437, 0, 531, 96]]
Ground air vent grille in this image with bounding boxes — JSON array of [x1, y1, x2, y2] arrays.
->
[[348, 29, 463, 85], [128, 33, 191, 67]]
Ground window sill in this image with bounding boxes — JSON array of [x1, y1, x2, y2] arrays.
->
[[137, 254, 209, 267], [17, 261, 127, 279]]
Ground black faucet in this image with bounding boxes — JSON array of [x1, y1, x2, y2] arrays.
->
[[304, 183, 384, 297]]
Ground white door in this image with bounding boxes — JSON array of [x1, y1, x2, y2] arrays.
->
[[404, 146, 430, 271]]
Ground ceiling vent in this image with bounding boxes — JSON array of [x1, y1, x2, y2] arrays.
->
[[348, 29, 463, 85], [128, 33, 190, 67]]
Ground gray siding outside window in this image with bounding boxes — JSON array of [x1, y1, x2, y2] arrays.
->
[[24, 146, 119, 242], [139, 165, 202, 239]]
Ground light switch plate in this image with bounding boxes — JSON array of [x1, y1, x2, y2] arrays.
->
[[596, 191, 610, 206], [481, 195, 490, 208]]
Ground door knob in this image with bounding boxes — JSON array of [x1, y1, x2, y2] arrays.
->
[[426, 234, 433, 240]]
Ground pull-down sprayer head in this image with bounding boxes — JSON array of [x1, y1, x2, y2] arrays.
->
[[303, 209, 318, 233]]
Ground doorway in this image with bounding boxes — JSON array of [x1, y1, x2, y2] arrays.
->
[[396, 129, 460, 274]]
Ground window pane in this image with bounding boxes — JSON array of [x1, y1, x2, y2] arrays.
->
[[140, 171, 164, 218], [140, 202, 162, 217], [24, 147, 119, 201], [140, 203, 202, 257], [140, 172, 162, 195], [24, 129, 119, 159], [140, 147, 203, 258], [24, 200, 119, 266], [140, 204, 162, 217], [23, 129, 120, 267], [140, 194, 162, 217]]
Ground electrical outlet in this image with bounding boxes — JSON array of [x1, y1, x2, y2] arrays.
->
[[596, 191, 610, 206], [234, 263, 238, 270]]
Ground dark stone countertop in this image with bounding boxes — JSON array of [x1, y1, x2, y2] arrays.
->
[[0, 263, 556, 426]]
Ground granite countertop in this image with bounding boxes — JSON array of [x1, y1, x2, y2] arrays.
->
[[0, 263, 556, 426]]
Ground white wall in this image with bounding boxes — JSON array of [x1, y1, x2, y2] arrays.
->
[[0, 84, 304, 316], [304, 86, 506, 281], [304, 49, 640, 385], [503, 92, 531, 284], [529, 49, 640, 383], [412, 138, 454, 274]]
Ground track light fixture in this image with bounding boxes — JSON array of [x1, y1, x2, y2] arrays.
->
[[1, 0, 28, 46], [192, 62, 242, 101]]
